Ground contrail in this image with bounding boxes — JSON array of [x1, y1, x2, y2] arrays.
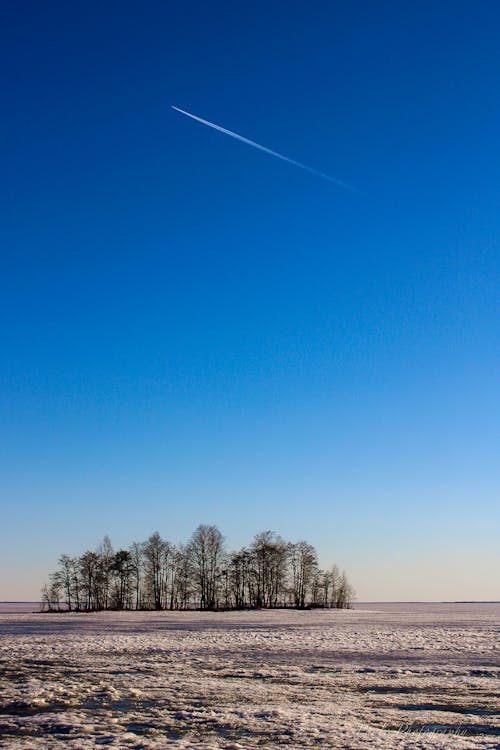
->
[[172, 105, 358, 192]]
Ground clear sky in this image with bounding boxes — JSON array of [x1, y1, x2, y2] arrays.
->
[[1, 1, 499, 601]]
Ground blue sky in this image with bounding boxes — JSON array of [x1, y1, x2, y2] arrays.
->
[[1, 1, 499, 600]]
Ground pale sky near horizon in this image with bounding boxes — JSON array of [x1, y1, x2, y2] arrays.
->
[[1, 1, 499, 601]]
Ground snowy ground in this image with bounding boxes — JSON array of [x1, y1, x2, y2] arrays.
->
[[0, 604, 498, 749]]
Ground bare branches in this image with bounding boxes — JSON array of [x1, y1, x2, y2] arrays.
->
[[42, 527, 355, 612]]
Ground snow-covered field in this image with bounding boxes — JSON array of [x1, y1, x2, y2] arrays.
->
[[0, 604, 498, 749]]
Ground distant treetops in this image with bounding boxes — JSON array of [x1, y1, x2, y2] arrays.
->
[[42, 525, 355, 612]]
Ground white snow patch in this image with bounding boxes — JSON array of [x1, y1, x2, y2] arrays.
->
[[0, 604, 498, 748]]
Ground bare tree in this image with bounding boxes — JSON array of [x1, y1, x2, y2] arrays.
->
[[335, 570, 356, 609], [57, 554, 76, 610], [228, 548, 252, 608], [289, 541, 318, 608], [328, 564, 340, 608], [170, 544, 193, 610], [79, 551, 99, 610], [111, 549, 133, 609], [128, 541, 143, 610], [96, 535, 114, 610], [43, 527, 354, 613], [189, 525, 225, 609], [143, 532, 166, 609], [250, 531, 289, 607]]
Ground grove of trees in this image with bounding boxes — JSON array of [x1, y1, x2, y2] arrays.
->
[[42, 526, 355, 612]]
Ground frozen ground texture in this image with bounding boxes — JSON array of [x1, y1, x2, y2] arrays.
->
[[0, 603, 498, 749]]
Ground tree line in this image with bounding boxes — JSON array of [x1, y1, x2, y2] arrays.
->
[[42, 525, 355, 612]]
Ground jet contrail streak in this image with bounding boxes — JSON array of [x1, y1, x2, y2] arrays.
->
[[172, 105, 358, 192]]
